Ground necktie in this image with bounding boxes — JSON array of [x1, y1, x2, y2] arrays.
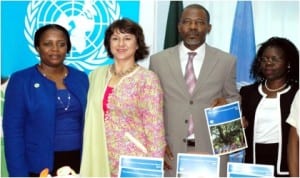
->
[[185, 52, 197, 136], [185, 52, 197, 95]]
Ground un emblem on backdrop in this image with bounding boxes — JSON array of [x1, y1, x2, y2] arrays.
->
[[24, 0, 121, 72]]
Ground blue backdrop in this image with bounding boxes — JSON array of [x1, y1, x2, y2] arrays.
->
[[1, 0, 140, 77], [229, 1, 256, 89]]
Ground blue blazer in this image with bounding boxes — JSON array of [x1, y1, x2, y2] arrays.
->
[[3, 65, 89, 176]]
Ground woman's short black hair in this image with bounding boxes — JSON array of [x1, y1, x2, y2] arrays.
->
[[34, 24, 72, 53]]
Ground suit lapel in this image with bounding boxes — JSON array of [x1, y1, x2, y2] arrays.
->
[[193, 45, 218, 94], [166, 46, 190, 96]]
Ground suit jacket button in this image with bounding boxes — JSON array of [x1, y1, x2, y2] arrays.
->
[[184, 119, 188, 124], [183, 138, 187, 143], [189, 100, 193, 105]]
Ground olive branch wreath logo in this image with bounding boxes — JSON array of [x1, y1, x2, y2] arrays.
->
[[24, 0, 121, 71]]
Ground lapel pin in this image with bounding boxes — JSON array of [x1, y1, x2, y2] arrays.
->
[[34, 83, 40, 88]]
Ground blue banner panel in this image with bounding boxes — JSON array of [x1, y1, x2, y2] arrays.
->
[[1, 0, 140, 77], [229, 1, 256, 89]]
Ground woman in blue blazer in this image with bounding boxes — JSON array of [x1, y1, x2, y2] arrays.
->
[[3, 24, 88, 176]]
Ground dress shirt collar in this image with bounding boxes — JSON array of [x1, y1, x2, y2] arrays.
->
[[179, 42, 206, 57]]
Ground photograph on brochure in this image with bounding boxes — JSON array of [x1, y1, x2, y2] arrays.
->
[[204, 101, 247, 155]]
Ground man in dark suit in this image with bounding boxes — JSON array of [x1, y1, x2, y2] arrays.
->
[[150, 4, 240, 177]]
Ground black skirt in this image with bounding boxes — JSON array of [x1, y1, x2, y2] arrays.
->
[[255, 143, 288, 177]]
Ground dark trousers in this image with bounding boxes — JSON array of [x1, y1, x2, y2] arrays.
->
[[29, 150, 80, 177]]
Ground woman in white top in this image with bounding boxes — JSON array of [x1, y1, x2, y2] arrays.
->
[[240, 37, 299, 177]]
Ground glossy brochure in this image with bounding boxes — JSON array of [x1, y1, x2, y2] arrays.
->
[[204, 101, 247, 155], [227, 162, 274, 177], [118, 155, 163, 177], [176, 153, 220, 177]]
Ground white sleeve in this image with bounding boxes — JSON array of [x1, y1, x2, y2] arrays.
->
[[286, 90, 299, 135]]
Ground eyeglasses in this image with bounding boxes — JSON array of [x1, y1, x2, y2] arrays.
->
[[258, 56, 284, 64]]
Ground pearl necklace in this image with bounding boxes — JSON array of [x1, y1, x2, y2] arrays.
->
[[57, 92, 71, 111], [264, 80, 287, 92], [110, 63, 138, 78]]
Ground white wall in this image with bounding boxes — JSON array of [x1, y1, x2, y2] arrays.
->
[[138, 0, 157, 68]]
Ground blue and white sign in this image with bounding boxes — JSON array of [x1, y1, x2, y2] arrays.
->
[[227, 162, 274, 177], [177, 153, 220, 177], [118, 155, 164, 177], [1, 0, 140, 77]]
